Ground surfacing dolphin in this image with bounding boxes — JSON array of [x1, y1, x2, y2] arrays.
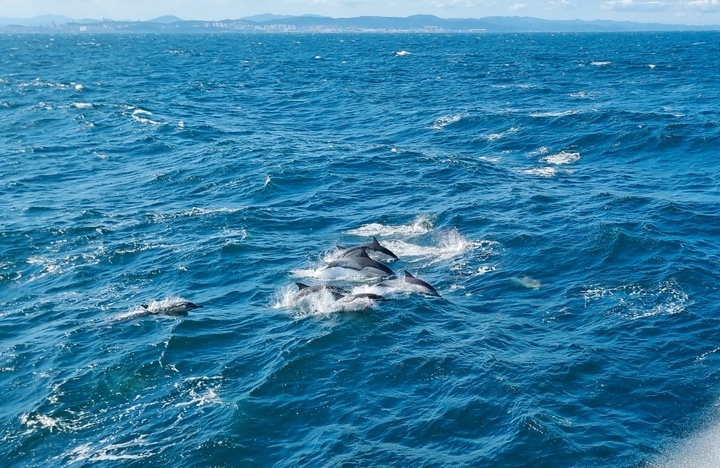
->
[[380, 270, 441, 297], [293, 283, 389, 312], [295, 282, 348, 300], [338, 236, 399, 261], [334, 292, 390, 311], [325, 247, 395, 278], [141, 301, 203, 316]]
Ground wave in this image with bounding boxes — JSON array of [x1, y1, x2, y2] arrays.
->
[[344, 215, 434, 238], [580, 278, 689, 321], [131, 108, 162, 125], [272, 284, 386, 318], [542, 151, 580, 165], [432, 113, 463, 130], [523, 167, 557, 178]]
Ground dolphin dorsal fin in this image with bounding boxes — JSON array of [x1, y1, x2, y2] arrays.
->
[[404, 271, 415, 279], [371, 237, 382, 247], [141, 303, 149, 309], [357, 247, 370, 258], [296, 283, 310, 290]]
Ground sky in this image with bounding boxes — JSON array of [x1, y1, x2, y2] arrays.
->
[[1, 0, 720, 25]]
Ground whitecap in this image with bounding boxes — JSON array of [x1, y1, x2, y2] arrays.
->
[[396, 50, 411, 56], [345, 215, 434, 238], [530, 109, 581, 118], [580, 279, 689, 321], [131, 108, 161, 125], [542, 151, 580, 165], [432, 113, 463, 130], [591, 61, 611, 66], [527, 146, 550, 157], [523, 167, 557, 177], [486, 126, 519, 141], [273, 284, 382, 318]]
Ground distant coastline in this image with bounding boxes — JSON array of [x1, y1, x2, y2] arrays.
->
[[2, 14, 719, 33]]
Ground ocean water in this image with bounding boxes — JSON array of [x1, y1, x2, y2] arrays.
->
[[1, 31, 720, 466]]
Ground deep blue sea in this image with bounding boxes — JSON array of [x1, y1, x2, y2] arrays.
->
[[1, 31, 720, 466]]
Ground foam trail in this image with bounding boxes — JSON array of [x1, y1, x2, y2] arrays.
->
[[273, 284, 383, 318], [345, 215, 433, 238]]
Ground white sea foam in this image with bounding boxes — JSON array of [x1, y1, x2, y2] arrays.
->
[[542, 151, 580, 165], [591, 61, 611, 66], [273, 284, 384, 318], [290, 265, 386, 283], [175, 376, 224, 408], [486, 126, 519, 141], [345, 215, 434, 238], [527, 146, 550, 157], [131, 108, 161, 125], [20, 409, 93, 433], [580, 279, 689, 321], [530, 109, 581, 118], [396, 50, 411, 56], [432, 113, 463, 130], [65, 435, 153, 464], [523, 167, 557, 177]]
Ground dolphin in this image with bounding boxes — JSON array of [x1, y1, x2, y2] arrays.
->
[[402, 271, 441, 297], [346, 293, 390, 302], [338, 236, 399, 261], [141, 301, 203, 316], [379, 270, 441, 297], [334, 292, 390, 311], [295, 282, 347, 300], [325, 247, 395, 278]]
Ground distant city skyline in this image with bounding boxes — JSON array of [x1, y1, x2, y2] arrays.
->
[[2, 0, 720, 26]]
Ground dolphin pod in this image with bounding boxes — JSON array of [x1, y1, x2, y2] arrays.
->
[[289, 236, 441, 312]]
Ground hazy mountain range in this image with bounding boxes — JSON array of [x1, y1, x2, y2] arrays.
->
[[1, 13, 718, 33]]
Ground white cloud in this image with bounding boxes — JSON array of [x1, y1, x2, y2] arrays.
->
[[604, 0, 670, 11], [510, 3, 528, 10], [686, 0, 720, 12]]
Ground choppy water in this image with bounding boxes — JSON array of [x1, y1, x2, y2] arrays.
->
[[1, 31, 720, 466]]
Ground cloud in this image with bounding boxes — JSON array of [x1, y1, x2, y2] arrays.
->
[[686, 0, 720, 11], [603, 0, 670, 11], [510, 3, 528, 10], [546, 0, 575, 10]]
